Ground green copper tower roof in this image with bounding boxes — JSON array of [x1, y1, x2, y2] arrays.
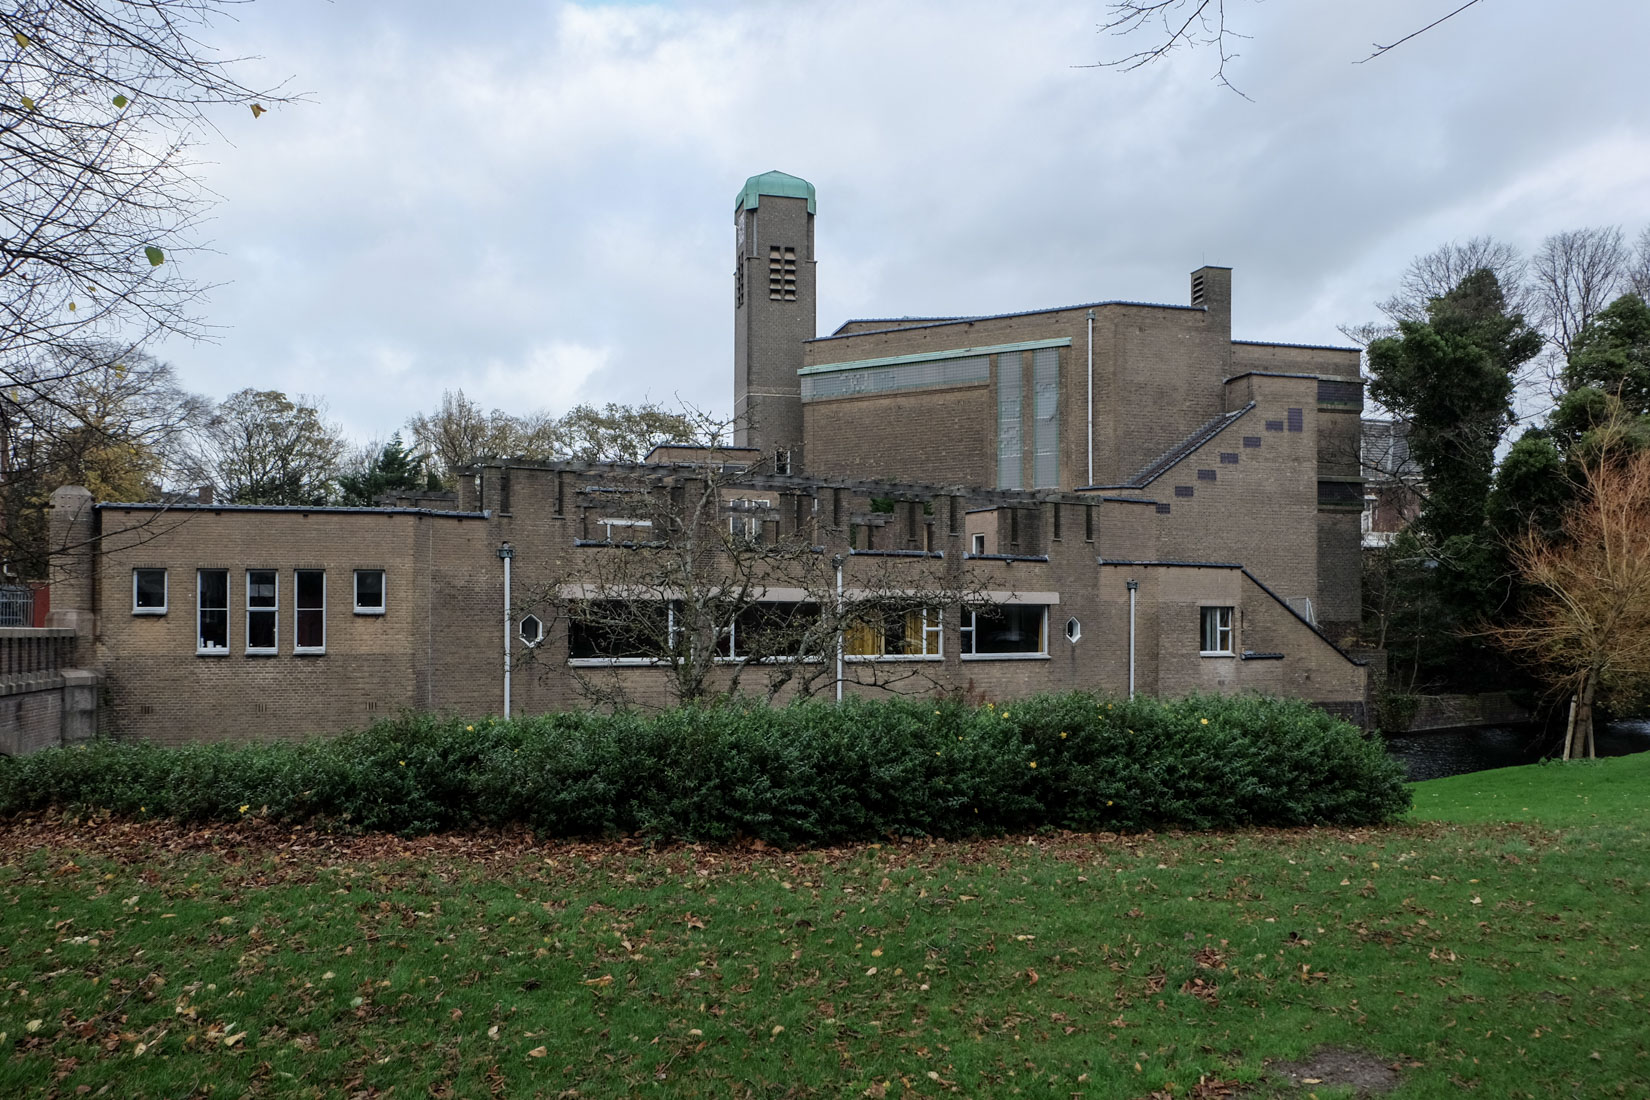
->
[[736, 170, 816, 214]]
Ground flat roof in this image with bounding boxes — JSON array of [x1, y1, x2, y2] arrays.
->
[[97, 502, 487, 519], [809, 298, 1203, 343]]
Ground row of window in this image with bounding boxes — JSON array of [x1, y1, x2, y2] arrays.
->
[[132, 568, 386, 656], [562, 601, 1050, 663], [559, 603, 1233, 662]]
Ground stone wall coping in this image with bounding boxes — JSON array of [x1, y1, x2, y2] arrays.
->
[[0, 627, 75, 639]]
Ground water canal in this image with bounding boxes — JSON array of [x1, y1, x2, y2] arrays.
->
[[1382, 718, 1650, 781]]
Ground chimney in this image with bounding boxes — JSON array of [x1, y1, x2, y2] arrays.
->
[[197, 484, 214, 506]]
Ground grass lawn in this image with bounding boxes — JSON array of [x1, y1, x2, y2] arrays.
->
[[1, 755, 1647, 1098]]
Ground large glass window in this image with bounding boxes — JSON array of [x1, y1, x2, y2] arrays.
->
[[295, 570, 325, 653], [997, 352, 1024, 489], [354, 569, 385, 615], [718, 601, 821, 660], [133, 568, 167, 615], [568, 600, 672, 661], [1031, 347, 1060, 488], [246, 569, 277, 653], [844, 607, 941, 659], [197, 569, 228, 654], [961, 605, 1046, 656], [1201, 606, 1234, 655]]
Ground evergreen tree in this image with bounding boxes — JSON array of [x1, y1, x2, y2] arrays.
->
[[337, 434, 429, 506], [1365, 269, 1542, 689], [1563, 293, 1650, 415]]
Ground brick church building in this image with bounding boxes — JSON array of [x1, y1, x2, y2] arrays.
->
[[44, 171, 1372, 744]]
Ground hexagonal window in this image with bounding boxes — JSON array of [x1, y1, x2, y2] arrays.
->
[[1064, 616, 1081, 644], [520, 614, 544, 648]]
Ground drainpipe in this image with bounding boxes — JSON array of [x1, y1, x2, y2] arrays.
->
[[1086, 309, 1095, 486], [498, 542, 514, 719], [1125, 578, 1138, 700], [833, 554, 844, 703]]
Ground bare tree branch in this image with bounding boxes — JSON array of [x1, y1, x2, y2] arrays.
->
[[1356, 0, 1487, 64]]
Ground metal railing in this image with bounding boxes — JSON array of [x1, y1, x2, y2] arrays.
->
[[0, 585, 35, 627]]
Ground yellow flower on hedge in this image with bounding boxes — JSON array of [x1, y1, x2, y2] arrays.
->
[[139, 806, 146, 813], [1029, 761, 1037, 769], [466, 725, 474, 732], [399, 760, 406, 766], [1200, 718, 1209, 725], [1107, 800, 1114, 806], [1002, 712, 1010, 719], [1060, 731, 1068, 739], [239, 804, 249, 814]]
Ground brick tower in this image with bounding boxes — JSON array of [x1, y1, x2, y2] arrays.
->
[[732, 170, 816, 468]]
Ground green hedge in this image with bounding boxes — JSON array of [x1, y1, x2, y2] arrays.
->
[[0, 692, 1410, 842]]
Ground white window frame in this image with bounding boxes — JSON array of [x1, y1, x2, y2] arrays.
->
[[132, 568, 167, 615], [196, 568, 230, 656], [294, 569, 326, 655], [971, 533, 986, 555], [1200, 605, 1234, 656], [844, 607, 943, 662], [959, 605, 1049, 660], [566, 599, 674, 667], [353, 569, 386, 615], [601, 517, 653, 541], [245, 569, 279, 655]]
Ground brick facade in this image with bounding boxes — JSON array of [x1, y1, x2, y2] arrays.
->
[[49, 170, 1370, 744]]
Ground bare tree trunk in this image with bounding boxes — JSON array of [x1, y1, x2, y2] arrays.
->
[[1562, 693, 1578, 761], [1579, 669, 1598, 759]]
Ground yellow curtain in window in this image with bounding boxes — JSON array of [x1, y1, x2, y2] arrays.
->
[[901, 608, 928, 656], [844, 617, 881, 656]]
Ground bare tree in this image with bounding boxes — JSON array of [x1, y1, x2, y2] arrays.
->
[[188, 388, 347, 505], [1487, 431, 1650, 760], [1627, 225, 1650, 304], [0, 345, 206, 573], [407, 392, 699, 484], [1530, 227, 1629, 360], [1, 2, 289, 398], [404, 389, 559, 482], [1092, 0, 1488, 95], [553, 402, 697, 465], [1377, 237, 1530, 327], [519, 416, 992, 708]]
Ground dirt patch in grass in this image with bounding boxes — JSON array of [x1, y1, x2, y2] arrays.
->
[[1266, 1047, 1402, 1095]]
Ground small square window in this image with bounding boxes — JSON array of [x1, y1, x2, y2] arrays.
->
[[971, 533, 986, 555], [354, 570, 386, 615], [1200, 606, 1234, 655], [133, 568, 167, 615]]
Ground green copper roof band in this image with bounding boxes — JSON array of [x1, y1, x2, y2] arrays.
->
[[736, 171, 817, 214], [799, 338, 1072, 376]]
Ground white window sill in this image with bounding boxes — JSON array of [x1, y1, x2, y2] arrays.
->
[[568, 657, 663, 667], [133, 608, 167, 616], [960, 652, 1050, 661], [354, 607, 386, 616], [294, 648, 326, 656], [1200, 651, 1236, 658], [245, 648, 278, 657], [196, 648, 230, 657], [845, 654, 943, 662]]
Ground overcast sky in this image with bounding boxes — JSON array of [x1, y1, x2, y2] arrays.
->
[[150, 0, 1650, 445]]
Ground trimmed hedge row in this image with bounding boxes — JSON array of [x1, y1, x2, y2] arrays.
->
[[0, 692, 1411, 842]]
